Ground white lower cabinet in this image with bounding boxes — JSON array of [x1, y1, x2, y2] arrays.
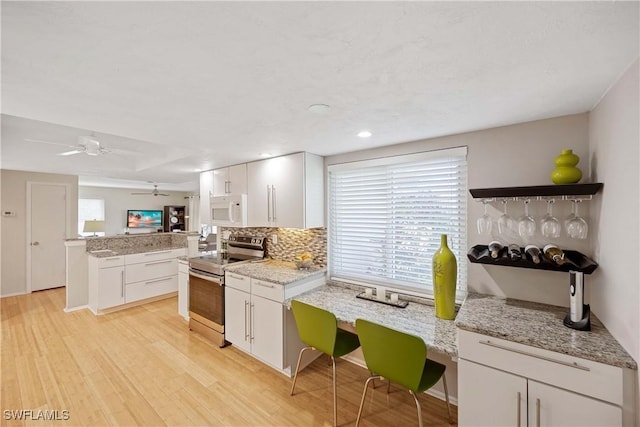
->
[[178, 260, 189, 320], [458, 329, 625, 427], [97, 265, 125, 309], [225, 271, 324, 375]]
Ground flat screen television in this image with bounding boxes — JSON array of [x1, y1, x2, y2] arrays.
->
[[127, 209, 163, 228]]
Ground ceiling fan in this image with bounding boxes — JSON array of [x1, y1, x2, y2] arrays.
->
[[131, 184, 170, 197], [26, 135, 111, 156]]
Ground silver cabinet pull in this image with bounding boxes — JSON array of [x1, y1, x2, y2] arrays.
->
[[266, 185, 272, 222], [145, 260, 172, 266], [145, 250, 171, 256], [479, 340, 590, 371], [121, 270, 124, 298], [536, 398, 541, 427], [272, 186, 277, 222], [145, 276, 172, 285], [250, 302, 255, 342], [244, 300, 249, 341], [253, 281, 275, 289], [516, 392, 521, 427], [228, 274, 245, 281]]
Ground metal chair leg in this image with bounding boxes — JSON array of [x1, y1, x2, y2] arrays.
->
[[442, 373, 453, 424], [409, 390, 423, 427], [356, 376, 380, 427], [331, 356, 337, 427], [290, 346, 312, 395]]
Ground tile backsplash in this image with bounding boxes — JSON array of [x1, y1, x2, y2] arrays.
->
[[221, 227, 327, 267]]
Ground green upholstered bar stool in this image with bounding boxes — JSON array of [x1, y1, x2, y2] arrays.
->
[[290, 300, 361, 427], [354, 318, 452, 427]]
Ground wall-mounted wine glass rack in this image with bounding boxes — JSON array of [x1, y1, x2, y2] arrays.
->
[[468, 183, 603, 273]]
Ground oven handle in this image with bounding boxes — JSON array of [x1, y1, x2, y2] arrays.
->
[[189, 270, 223, 285]]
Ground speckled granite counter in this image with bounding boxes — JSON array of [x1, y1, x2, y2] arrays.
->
[[224, 259, 326, 285], [88, 246, 187, 258], [292, 283, 458, 358], [456, 293, 637, 370]]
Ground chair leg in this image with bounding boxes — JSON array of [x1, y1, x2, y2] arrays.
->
[[442, 373, 453, 424], [356, 376, 379, 427], [331, 356, 337, 427], [290, 346, 312, 396], [409, 390, 423, 427]]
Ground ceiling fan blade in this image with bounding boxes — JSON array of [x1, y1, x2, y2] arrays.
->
[[131, 192, 152, 195], [26, 138, 76, 148], [58, 149, 84, 156]]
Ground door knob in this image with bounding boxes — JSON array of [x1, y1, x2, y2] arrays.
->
[[31, 241, 40, 246]]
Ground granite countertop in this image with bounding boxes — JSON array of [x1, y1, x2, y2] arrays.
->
[[456, 293, 637, 370], [87, 246, 187, 258], [292, 283, 458, 358], [224, 259, 326, 285]]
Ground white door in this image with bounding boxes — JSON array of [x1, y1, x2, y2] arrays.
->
[[225, 286, 251, 352], [251, 294, 283, 369], [528, 380, 621, 427], [458, 359, 527, 427], [30, 183, 68, 291]]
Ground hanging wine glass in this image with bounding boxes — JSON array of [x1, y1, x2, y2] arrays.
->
[[497, 199, 515, 236], [477, 199, 493, 235], [565, 199, 576, 233], [567, 199, 588, 239], [540, 199, 561, 239], [517, 199, 536, 238]]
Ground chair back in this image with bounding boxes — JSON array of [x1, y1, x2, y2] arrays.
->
[[291, 300, 338, 355], [355, 318, 427, 391]]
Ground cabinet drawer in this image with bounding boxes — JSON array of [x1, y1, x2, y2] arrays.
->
[[251, 278, 284, 302], [226, 272, 250, 293], [97, 256, 124, 267], [126, 275, 177, 303], [457, 329, 623, 405], [125, 249, 176, 265], [126, 258, 177, 284], [125, 281, 147, 303]]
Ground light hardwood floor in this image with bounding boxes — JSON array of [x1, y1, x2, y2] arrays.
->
[[1, 287, 457, 426]]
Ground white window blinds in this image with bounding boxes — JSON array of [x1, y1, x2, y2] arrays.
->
[[328, 147, 467, 298]]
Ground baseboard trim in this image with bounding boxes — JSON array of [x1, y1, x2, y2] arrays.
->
[[0, 291, 28, 299], [64, 304, 89, 313]]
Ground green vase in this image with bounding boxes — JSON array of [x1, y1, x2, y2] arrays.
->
[[433, 234, 457, 320], [551, 149, 582, 184]]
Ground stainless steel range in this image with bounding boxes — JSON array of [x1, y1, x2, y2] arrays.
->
[[188, 235, 265, 347]]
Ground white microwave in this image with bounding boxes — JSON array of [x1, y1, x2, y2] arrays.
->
[[211, 194, 248, 227]]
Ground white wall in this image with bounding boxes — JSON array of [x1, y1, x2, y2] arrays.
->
[[1, 169, 78, 297], [327, 113, 590, 306], [588, 59, 639, 377], [78, 186, 194, 236]]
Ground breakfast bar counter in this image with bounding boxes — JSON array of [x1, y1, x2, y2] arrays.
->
[[291, 283, 458, 358], [225, 259, 326, 285]]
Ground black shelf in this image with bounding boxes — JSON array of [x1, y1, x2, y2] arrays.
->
[[164, 205, 186, 232], [469, 183, 603, 199], [467, 245, 598, 274]]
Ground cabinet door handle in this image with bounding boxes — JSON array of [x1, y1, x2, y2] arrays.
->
[[244, 300, 249, 341], [121, 270, 125, 298], [479, 340, 590, 371], [267, 185, 272, 222], [145, 277, 171, 285], [145, 260, 172, 266], [272, 186, 277, 222], [516, 392, 521, 427], [228, 274, 245, 281], [145, 250, 171, 256], [536, 398, 541, 427], [250, 303, 255, 342], [253, 281, 275, 289]]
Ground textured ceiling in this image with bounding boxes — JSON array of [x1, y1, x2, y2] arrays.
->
[[1, 1, 638, 191]]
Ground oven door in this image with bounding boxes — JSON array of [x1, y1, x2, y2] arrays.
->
[[188, 269, 224, 330]]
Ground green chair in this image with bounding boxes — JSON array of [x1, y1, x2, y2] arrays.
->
[[290, 300, 361, 427], [354, 318, 452, 427]]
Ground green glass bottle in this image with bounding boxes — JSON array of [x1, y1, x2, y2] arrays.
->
[[433, 234, 457, 320]]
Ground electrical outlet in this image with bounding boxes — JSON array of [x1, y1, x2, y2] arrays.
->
[[271, 234, 278, 244]]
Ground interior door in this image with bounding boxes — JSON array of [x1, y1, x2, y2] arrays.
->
[[30, 183, 67, 291]]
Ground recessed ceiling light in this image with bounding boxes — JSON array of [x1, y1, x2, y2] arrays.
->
[[308, 104, 331, 114], [260, 152, 272, 158], [357, 130, 372, 138]]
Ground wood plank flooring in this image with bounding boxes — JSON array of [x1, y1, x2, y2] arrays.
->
[[1, 287, 457, 426]]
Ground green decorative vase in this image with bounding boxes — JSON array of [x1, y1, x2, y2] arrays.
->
[[433, 234, 457, 320], [551, 149, 582, 184]]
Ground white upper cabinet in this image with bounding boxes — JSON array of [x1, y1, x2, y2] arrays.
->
[[247, 152, 324, 229], [212, 164, 247, 196], [199, 170, 214, 227]]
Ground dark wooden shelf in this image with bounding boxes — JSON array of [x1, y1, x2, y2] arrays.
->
[[467, 245, 598, 274], [469, 183, 603, 199]]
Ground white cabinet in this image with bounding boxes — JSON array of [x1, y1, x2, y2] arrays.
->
[[88, 249, 184, 314], [199, 170, 214, 227], [213, 164, 247, 196], [178, 260, 189, 320], [88, 256, 125, 312], [224, 271, 324, 375], [458, 329, 626, 427], [247, 152, 324, 228]]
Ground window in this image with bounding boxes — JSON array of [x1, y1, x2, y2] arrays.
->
[[328, 147, 467, 300], [78, 198, 105, 237]]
